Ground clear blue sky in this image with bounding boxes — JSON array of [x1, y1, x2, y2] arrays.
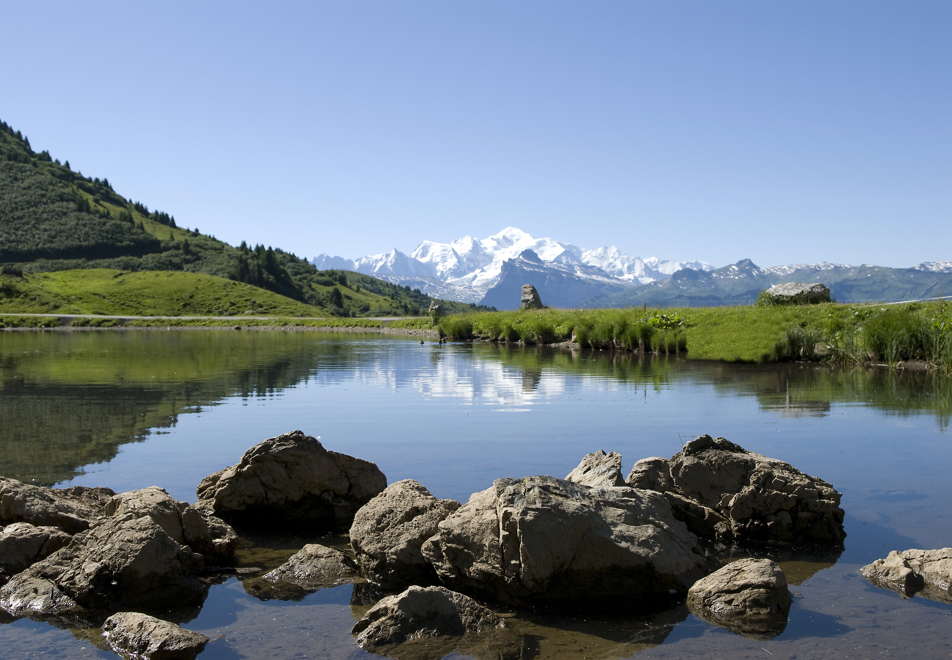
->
[[3, 1, 949, 268]]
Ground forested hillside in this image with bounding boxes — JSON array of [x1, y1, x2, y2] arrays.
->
[[0, 120, 484, 317]]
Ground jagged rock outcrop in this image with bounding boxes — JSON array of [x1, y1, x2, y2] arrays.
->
[[687, 558, 792, 639], [195, 430, 387, 531], [102, 611, 209, 660], [520, 284, 543, 309], [351, 480, 460, 590], [0, 513, 206, 621], [0, 477, 114, 534], [565, 450, 625, 488], [105, 487, 237, 559], [428, 301, 445, 318], [763, 282, 831, 305], [246, 544, 361, 601], [861, 548, 952, 604], [422, 475, 707, 606], [625, 435, 845, 547], [352, 585, 525, 660], [0, 522, 71, 586]]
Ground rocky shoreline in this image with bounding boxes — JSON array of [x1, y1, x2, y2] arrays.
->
[[0, 431, 946, 659]]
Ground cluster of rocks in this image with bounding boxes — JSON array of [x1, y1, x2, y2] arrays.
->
[[4, 429, 943, 659]]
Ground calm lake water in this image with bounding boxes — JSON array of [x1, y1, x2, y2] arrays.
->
[[1, 329, 951, 658]]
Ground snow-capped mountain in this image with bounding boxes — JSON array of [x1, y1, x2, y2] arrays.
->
[[311, 227, 713, 305]]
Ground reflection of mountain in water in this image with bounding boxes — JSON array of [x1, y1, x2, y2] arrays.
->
[[3, 333, 950, 488]]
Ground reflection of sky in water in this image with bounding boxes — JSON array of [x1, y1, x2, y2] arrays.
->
[[3, 334, 952, 659]]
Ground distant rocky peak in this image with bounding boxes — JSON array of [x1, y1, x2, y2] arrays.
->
[[518, 249, 544, 264]]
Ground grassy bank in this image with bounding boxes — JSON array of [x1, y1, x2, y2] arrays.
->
[[436, 301, 952, 371]]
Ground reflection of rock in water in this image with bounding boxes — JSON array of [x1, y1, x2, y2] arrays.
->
[[507, 603, 689, 659], [521, 369, 542, 393]]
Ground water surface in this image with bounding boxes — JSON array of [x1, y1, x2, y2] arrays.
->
[[1, 330, 950, 658]]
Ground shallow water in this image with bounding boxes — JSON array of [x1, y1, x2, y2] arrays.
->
[[1, 330, 951, 658]]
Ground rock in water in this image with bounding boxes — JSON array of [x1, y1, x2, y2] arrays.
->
[[105, 486, 237, 559], [521, 284, 543, 309], [565, 450, 626, 487], [0, 513, 205, 620], [861, 548, 952, 604], [626, 435, 845, 547], [0, 522, 71, 586], [0, 477, 114, 534], [422, 475, 707, 606], [351, 479, 460, 589], [195, 430, 386, 531], [246, 544, 360, 601], [687, 558, 792, 639], [102, 612, 209, 660], [352, 585, 525, 660]]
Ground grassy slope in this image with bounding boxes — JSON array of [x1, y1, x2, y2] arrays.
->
[[0, 269, 326, 317]]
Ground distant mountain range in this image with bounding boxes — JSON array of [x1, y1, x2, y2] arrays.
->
[[312, 228, 952, 310]]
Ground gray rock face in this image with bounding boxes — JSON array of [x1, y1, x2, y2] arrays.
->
[[687, 558, 792, 639], [861, 548, 952, 604], [520, 284, 543, 309], [0, 513, 206, 618], [247, 543, 360, 601], [0, 477, 114, 534], [422, 475, 707, 606], [627, 435, 845, 547], [764, 282, 831, 305], [195, 430, 387, 531], [351, 479, 460, 590], [102, 611, 209, 660], [106, 487, 237, 559], [565, 450, 625, 488], [352, 585, 525, 660], [0, 523, 71, 585], [427, 301, 445, 318]]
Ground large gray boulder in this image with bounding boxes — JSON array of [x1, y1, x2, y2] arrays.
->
[[246, 543, 361, 601], [626, 435, 845, 547], [565, 450, 625, 488], [521, 284, 543, 310], [102, 611, 209, 660], [0, 513, 206, 620], [106, 487, 237, 559], [687, 558, 792, 639], [0, 477, 114, 534], [350, 479, 460, 589], [861, 548, 952, 604], [0, 522, 71, 585], [763, 282, 831, 305], [352, 585, 525, 660], [422, 475, 708, 606], [195, 430, 387, 531]]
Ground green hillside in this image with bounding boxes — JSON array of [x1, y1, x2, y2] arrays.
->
[[0, 119, 485, 318]]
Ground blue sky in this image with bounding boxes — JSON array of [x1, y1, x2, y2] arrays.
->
[[3, 1, 948, 268]]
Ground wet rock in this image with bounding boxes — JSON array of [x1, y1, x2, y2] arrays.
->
[[0, 513, 206, 619], [632, 435, 845, 547], [247, 543, 360, 601], [102, 611, 209, 660], [106, 486, 237, 559], [422, 475, 707, 606], [0, 522, 71, 585], [350, 479, 460, 589], [687, 558, 792, 640], [352, 585, 526, 660], [565, 450, 626, 488], [195, 430, 387, 532], [0, 477, 114, 534], [861, 548, 952, 604]]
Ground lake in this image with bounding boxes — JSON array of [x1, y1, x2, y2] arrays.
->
[[1, 329, 951, 658]]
